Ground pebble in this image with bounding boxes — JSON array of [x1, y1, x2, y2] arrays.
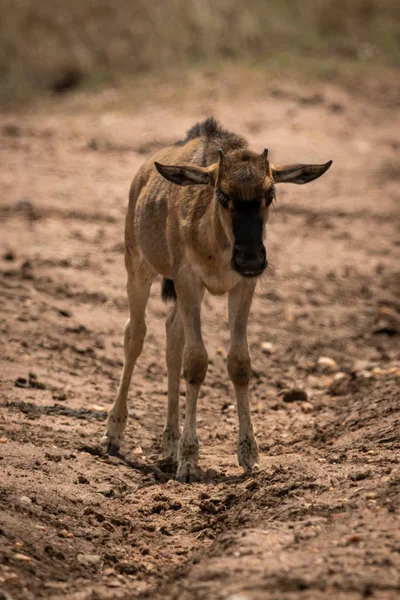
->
[[14, 377, 29, 388], [77, 553, 101, 566], [345, 534, 360, 545], [14, 553, 32, 562], [282, 388, 308, 403], [317, 356, 338, 372], [261, 342, 274, 354], [348, 469, 372, 482], [76, 474, 89, 484], [19, 496, 32, 505], [329, 374, 350, 396], [91, 404, 107, 412], [58, 529, 74, 538]]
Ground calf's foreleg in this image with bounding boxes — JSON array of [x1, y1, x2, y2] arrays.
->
[[174, 271, 207, 482], [227, 280, 260, 472]]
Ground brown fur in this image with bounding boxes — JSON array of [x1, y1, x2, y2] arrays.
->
[[101, 117, 332, 481]]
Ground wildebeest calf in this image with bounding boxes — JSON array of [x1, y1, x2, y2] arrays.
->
[[101, 118, 332, 482]]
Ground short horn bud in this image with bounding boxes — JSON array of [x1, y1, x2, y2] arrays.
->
[[262, 148, 269, 159]]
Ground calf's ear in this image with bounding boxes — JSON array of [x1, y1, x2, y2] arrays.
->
[[272, 160, 332, 184], [154, 162, 218, 186]]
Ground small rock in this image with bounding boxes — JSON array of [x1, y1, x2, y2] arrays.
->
[[19, 496, 32, 505], [106, 579, 122, 588], [348, 469, 372, 482], [73, 343, 91, 355], [58, 529, 74, 538], [261, 342, 274, 354], [359, 370, 373, 379], [372, 366, 400, 377], [317, 356, 338, 372], [91, 404, 107, 412], [77, 553, 101, 566], [282, 388, 308, 403], [329, 373, 350, 396], [14, 553, 32, 561], [345, 534, 360, 545], [301, 401, 314, 413], [15, 377, 29, 388], [133, 446, 143, 455], [76, 474, 89, 484]]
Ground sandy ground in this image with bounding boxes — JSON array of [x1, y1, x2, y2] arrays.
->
[[0, 77, 399, 600]]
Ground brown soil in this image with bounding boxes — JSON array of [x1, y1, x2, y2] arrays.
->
[[0, 78, 399, 600]]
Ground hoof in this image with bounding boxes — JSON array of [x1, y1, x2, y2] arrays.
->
[[107, 443, 120, 457], [238, 436, 260, 473], [176, 463, 200, 484], [100, 432, 121, 456], [244, 462, 261, 476]]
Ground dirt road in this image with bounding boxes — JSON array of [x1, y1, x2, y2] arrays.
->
[[0, 78, 399, 600]]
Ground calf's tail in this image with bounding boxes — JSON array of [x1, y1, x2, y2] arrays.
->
[[161, 278, 177, 302]]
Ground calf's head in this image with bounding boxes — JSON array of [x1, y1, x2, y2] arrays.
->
[[155, 149, 332, 277]]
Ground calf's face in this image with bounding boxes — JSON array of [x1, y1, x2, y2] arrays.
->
[[155, 148, 332, 278], [215, 151, 272, 277]]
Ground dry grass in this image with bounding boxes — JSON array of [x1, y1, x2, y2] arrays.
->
[[1, 0, 399, 103]]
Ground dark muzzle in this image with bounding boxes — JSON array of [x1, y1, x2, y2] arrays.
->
[[232, 244, 267, 277]]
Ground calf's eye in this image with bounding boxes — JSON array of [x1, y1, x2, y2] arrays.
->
[[217, 190, 229, 209], [265, 187, 275, 206]]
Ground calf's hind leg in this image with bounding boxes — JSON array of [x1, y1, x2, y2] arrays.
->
[[162, 301, 184, 460], [101, 266, 152, 455]]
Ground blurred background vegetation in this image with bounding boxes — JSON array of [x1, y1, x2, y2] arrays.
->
[[1, 0, 399, 104]]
